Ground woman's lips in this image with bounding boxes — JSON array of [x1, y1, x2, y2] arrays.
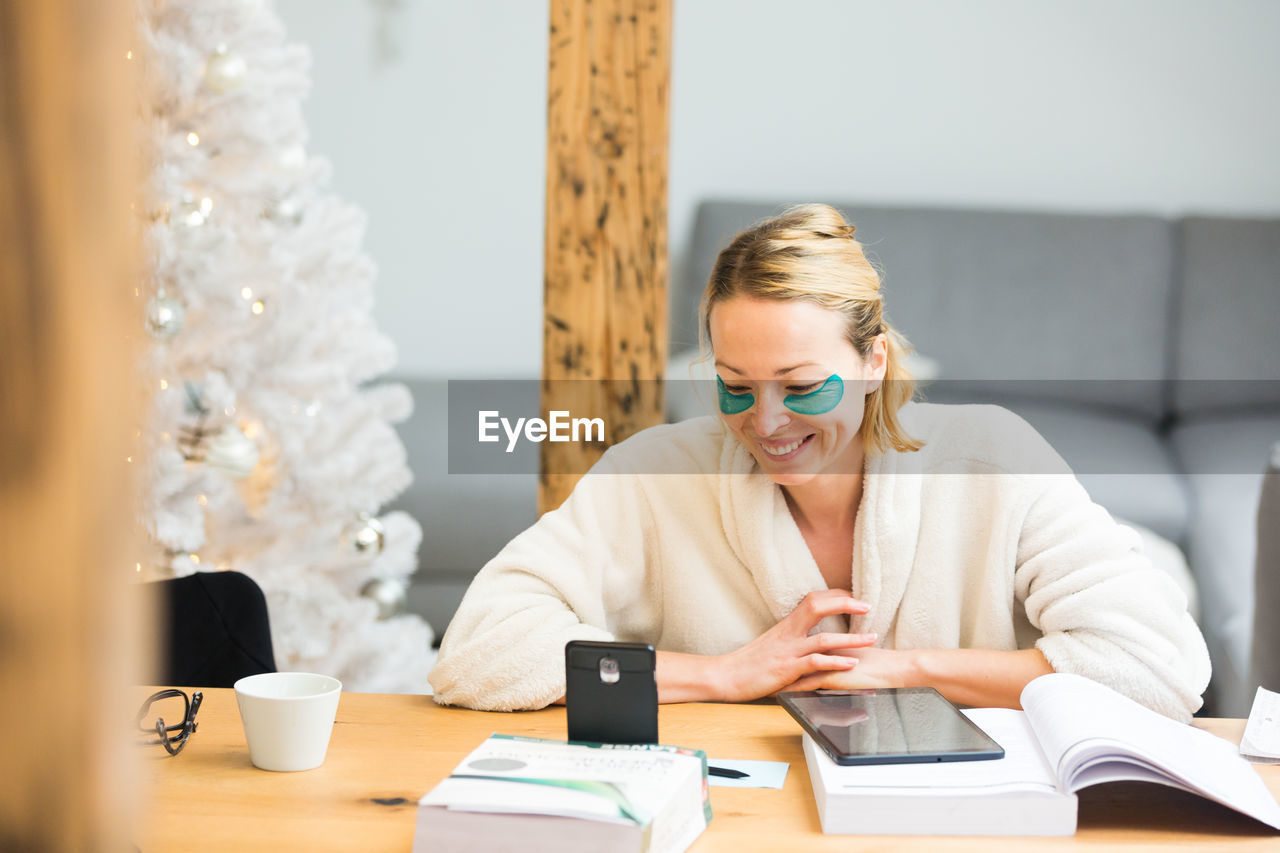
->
[[759, 434, 813, 460]]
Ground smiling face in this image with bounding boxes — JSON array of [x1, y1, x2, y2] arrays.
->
[[709, 296, 887, 486]]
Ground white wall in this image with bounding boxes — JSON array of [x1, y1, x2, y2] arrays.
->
[[278, 0, 1280, 378], [275, 0, 550, 378]]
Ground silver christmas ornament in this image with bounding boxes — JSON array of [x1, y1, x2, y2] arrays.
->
[[146, 293, 185, 339], [268, 196, 303, 226], [182, 381, 210, 417], [350, 513, 386, 555], [204, 46, 247, 94], [278, 145, 308, 175], [204, 423, 260, 479], [360, 577, 406, 620]]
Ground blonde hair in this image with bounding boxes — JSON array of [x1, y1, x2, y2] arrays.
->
[[699, 203, 922, 454]]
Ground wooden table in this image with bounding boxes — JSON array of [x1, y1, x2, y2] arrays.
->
[[138, 689, 1280, 852]]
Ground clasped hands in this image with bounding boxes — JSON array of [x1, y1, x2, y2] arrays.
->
[[714, 588, 917, 703]]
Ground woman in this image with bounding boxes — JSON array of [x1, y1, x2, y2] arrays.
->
[[429, 204, 1210, 720]]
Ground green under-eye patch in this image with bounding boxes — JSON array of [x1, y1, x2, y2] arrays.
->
[[784, 374, 843, 414], [716, 376, 754, 414]]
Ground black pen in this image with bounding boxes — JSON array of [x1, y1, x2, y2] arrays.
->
[[708, 766, 749, 779]]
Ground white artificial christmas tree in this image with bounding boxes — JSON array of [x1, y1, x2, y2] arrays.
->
[[135, 0, 434, 692]]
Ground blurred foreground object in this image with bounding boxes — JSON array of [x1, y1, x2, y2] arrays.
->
[[0, 0, 144, 847]]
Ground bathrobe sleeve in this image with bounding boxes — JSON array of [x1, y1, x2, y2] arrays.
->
[[428, 448, 659, 711], [1014, 471, 1212, 722]]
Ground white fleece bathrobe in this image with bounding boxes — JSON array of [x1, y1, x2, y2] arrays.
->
[[429, 403, 1211, 720]]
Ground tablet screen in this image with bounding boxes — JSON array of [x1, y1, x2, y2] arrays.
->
[[778, 688, 1004, 766]]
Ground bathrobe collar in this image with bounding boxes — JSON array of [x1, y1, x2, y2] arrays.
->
[[717, 430, 924, 638]]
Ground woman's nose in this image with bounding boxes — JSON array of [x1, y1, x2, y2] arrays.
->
[[752, 395, 791, 436]]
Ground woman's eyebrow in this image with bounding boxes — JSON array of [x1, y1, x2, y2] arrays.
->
[[713, 360, 818, 376]]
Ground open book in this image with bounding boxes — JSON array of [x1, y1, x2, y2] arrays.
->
[[804, 672, 1280, 836]]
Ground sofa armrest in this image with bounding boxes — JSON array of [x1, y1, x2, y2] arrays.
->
[[1250, 443, 1280, 692]]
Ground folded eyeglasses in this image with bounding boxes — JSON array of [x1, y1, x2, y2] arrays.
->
[[136, 688, 202, 756]]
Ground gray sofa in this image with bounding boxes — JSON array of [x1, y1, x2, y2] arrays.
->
[[394, 200, 1280, 716]]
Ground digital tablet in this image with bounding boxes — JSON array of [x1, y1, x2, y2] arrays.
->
[[777, 687, 1005, 766]]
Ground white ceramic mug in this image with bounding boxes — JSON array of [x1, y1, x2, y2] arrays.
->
[[233, 672, 342, 772]]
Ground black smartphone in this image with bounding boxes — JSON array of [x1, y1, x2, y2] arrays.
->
[[564, 640, 658, 744]]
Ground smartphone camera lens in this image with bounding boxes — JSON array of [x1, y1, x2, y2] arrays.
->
[[598, 656, 620, 684]]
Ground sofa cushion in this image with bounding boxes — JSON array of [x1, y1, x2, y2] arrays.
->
[[1173, 217, 1280, 416], [1169, 412, 1280, 716], [976, 399, 1189, 543], [390, 377, 538, 641], [678, 201, 1175, 421]]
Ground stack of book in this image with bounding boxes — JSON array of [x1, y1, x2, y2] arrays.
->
[[804, 673, 1280, 836], [414, 734, 711, 853]]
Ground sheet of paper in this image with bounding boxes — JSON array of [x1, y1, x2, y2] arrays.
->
[[1241, 686, 1280, 764], [706, 759, 789, 789]]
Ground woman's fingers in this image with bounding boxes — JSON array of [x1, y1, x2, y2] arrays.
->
[[799, 652, 860, 673], [720, 591, 876, 701], [802, 588, 871, 613], [789, 590, 871, 633], [804, 632, 877, 654], [783, 672, 835, 693]]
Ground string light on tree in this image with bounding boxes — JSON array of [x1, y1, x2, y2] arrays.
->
[[175, 189, 213, 228]]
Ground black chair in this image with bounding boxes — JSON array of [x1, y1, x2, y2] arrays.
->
[[142, 571, 277, 688]]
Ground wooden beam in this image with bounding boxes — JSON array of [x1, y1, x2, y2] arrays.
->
[[541, 0, 671, 514], [0, 0, 143, 848]]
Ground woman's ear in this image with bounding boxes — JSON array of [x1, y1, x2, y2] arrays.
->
[[864, 334, 888, 393]]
